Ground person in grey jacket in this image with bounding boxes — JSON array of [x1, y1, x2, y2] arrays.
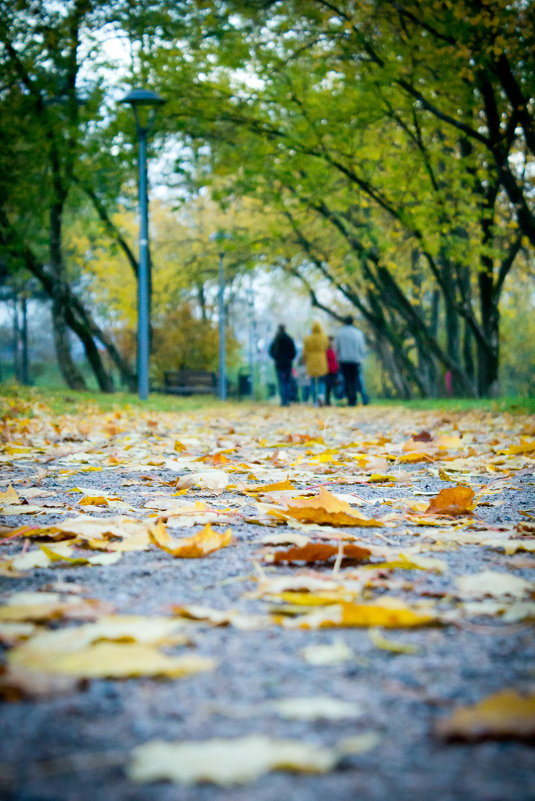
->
[[333, 315, 369, 406]]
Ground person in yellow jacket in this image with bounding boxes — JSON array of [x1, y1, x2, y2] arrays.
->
[[302, 321, 329, 406]]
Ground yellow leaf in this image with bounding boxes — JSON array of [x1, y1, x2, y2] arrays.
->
[[0, 484, 21, 504], [435, 434, 463, 450], [149, 521, 232, 558], [78, 496, 109, 506], [367, 474, 396, 484], [368, 627, 420, 653], [246, 479, 296, 494], [498, 439, 535, 456], [276, 488, 383, 528], [9, 640, 214, 679], [281, 598, 435, 629], [397, 452, 435, 464], [435, 690, 535, 740]]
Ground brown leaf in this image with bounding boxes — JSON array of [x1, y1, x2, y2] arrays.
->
[[413, 431, 433, 442], [425, 486, 475, 516], [266, 542, 371, 564]]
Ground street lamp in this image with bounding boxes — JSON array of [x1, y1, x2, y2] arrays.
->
[[120, 88, 165, 400], [209, 231, 232, 401]]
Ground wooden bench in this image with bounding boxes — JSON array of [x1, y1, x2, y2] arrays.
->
[[163, 370, 217, 396]]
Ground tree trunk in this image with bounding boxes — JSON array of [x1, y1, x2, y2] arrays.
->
[[51, 296, 87, 390], [476, 258, 500, 396], [49, 200, 87, 389], [463, 318, 475, 384]]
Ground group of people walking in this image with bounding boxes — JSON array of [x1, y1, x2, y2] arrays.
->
[[269, 316, 369, 408]]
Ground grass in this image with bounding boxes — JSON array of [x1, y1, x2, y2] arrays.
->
[[0, 384, 227, 417], [373, 396, 535, 414], [0, 382, 533, 418]]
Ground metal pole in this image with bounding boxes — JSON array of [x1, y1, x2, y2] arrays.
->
[[21, 296, 29, 385], [247, 283, 255, 396], [137, 128, 150, 401], [218, 251, 226, 401]]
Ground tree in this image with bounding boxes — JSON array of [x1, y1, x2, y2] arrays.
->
[[148, 0, 533, 396], [0, 0, 142, 390]]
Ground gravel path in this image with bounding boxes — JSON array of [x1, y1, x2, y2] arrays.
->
[[0, 402, 533, 801]]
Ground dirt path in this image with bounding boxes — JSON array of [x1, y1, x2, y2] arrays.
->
[[0, 402, 534, 800]]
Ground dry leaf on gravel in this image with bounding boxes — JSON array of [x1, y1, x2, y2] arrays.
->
[[246, 479, 296, 494], [149, 521, 232, 557], [278, 597, 436, 629], [271, 696, 363, 720], [273, 487, 384, 527], [455, 571, 533, 599], [8, 640, 214, 679], [368, 627, 420, 654], [175, 469, 229, 490], [301, 639, 354, 665], [128, 735, 339, 785], [435, 690, 535, 741], [425, 486, 475, 516], [0, 665, 83, 701], [0, 591, 109, 622], [264, 542, 371, 565], [0, 485, 21, 504]]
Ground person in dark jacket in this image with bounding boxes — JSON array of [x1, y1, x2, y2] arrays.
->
[[269, 324, 297, 407]]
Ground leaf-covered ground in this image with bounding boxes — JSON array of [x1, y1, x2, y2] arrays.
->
[[0, 398, 534, 800]]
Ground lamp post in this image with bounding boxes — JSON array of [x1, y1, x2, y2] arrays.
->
[[120, 88, 165, 400], [210, 231, 232, 401]]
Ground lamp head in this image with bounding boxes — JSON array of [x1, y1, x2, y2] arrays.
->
[[120, 87, 165, 134]]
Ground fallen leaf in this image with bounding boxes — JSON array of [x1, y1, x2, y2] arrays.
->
[[128, 735, 339, 785], [176, 470, 229, 490], [78, 496, 109, 507], [0, 484, 22, 504], [246, 479, 296, 494], [279, 598, 436, 629], [149, 521, 232, 558], [271, 696, 363, 720], [455, 571, 533, 599], [368, 627, 420, 654], [0, 591, 109, 622], [301, 639, 354, 665], [274, 488, 383, 527], [259, 532, 310, 548], [435, 689, 535, 740], [9, 640, 214, 679], [425, 486, 475, 516], [265, 542, 371, 564]]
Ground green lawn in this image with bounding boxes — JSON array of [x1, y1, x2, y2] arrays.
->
[[0, 382, 533, 418]]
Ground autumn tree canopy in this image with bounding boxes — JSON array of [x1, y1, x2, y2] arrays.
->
[[0, 0, 533, 396]]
